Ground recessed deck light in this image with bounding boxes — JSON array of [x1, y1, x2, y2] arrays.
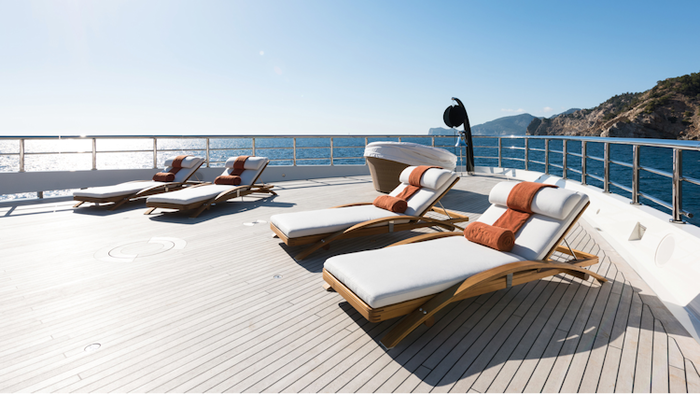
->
[[84, 343, 101, 352], [273, 274, 283, 279]]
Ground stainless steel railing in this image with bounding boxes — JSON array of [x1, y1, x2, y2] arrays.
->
[[2, 134, 700, 224], [474, 135, 700, 223]]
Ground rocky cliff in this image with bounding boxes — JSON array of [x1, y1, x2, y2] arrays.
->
[[527, 71, 700, 139]]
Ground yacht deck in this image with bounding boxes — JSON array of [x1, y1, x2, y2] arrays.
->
[[1, 174, 700, 392]]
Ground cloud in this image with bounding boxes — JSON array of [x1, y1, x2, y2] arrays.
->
[[501, 108, 525, 113], [543, 106, 554, 112]]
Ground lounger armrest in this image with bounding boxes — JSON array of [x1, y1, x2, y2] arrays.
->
[[330, 202, 372, 209], [429, 206, 469, 221], [133, 181, 184, 196], [387, 232, 463, 247], [213, 185, 251, 201]]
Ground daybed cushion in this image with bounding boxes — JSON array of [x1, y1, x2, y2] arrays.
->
[[389, 167, 457, 216], [325, 236, 524, 308], [363, 141, 457, 170], [270, 205, 406, 239]]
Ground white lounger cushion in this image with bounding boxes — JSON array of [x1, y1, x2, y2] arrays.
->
[[73, 156, 204, 199], [73, 181, 159, 199], [488, 181, 581, 220], [325, 236, 524, 308], [325, 182, 590, 308], [479, 184, 588, 261], [146, 184, 234, 205], [224, 156, 267, 171], [271, 205, 406, 239], [146, 156, 269, 206], [164, 156, 203, 169], [269, 167, 457, 238], [388, 167, 457, 216]]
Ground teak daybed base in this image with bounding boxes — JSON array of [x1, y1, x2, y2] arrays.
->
[[270, 176, 469, 260]]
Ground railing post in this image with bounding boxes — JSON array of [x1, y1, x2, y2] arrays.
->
[[252, 137, 256, 156], [631, 145, 640, 205], [19, 139, 25, 172], [562, 139, 568, 179], [330, 137, 334, 166], [581, 141, 587, 185], [524, 138, 529, 171], [671, 148, 684, 223], [603, 142, 610, 193], [544, 139, 550, 174], [206, 138, 210, 168], [92, 138, 97, 170], [293, 137, 297, 166], [152, 138, 158, 169], [497, 137, 502, 168]]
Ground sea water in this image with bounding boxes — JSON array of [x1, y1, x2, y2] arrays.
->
[[1, 136, 698, 226]]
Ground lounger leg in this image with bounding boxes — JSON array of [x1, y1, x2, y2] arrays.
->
[[323, 282, 336, 292], [109, 199, 128, 211], [73, 201, 85, 208], [144, 207, 157, 215], [190, 202, 212, 218]]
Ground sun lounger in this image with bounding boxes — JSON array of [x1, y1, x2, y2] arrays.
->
[[144, 156, 275, 218], [322, 180, 606, 348], [73, 155, 205, 210], [270, 166, 469, 260]]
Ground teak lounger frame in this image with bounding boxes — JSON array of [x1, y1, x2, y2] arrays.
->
[[73, 160, 205, 211], [144, 162, 276, 218], [270, 177, 469, 260], [322, 202, 607, 349]]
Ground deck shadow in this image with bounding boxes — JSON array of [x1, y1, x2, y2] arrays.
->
[[146, 195, 291, 224], [329, 270, 695, 391]]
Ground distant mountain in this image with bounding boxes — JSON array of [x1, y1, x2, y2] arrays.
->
[[429, 113, 535, 136], [527, 71, 700, 139], [428, 109, 580, 136]]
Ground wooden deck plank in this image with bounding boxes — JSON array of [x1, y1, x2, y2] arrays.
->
[[651, 319, 670, 393], [684, 358, 700, 393], [576, 268, 627, 392], [539, 259, 612, 392], [633, 305, 654, 393], [616, 290, 644, 393]]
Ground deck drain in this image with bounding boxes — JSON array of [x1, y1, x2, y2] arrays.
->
[[273, 274, 283, 279], [94, 237, 186, 263], [244, 219, 268, 227], [84, 343, 101, 352]]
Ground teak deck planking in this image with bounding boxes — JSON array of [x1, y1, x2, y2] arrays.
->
[[1, 173, 699, 392]]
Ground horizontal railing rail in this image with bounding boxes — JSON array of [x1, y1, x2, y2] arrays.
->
[[1, 134, 699, 223]]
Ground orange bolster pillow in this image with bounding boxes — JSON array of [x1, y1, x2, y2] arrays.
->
[[153, 172, 175, 182], [214, 175, 242, 185], [464, 221, 515, 252], [373, 195, 408, 213]]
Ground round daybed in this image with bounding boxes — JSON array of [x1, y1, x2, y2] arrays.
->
[[363, 141, 457, 192]]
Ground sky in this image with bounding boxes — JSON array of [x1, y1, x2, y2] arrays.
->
[[1, 0, 699, 136]]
